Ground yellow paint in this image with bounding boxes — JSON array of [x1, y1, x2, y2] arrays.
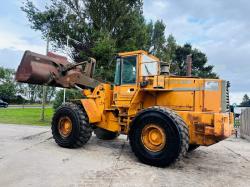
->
[[141, 124, 166, 152], [153, 75, 165, 88], [96, 111, 120, 132], [82, 89, 92, 96], [80, 50, 233, 146], [58, 117, 72, 138], [81, 99, 101, 123]]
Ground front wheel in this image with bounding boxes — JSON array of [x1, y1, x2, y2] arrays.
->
[[51, 102, 92, 148], [129, 106, 189, 167]]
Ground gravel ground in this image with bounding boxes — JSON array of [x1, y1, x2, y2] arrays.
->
[[0, 124, 249, 187]]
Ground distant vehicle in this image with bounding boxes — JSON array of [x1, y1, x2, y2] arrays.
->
[[0, 99, 8, 108]]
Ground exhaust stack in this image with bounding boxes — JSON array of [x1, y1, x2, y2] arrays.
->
[[186, 54, 192, 77]]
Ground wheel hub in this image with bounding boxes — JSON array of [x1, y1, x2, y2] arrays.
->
[[58, 117, 72, 138], [141, 124, 166, 152]]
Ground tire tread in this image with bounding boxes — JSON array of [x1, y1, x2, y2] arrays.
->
[[129, 106, 189, 166], [51, 102, 92, 148]]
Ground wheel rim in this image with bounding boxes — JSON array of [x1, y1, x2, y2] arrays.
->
[[58, 117, 72, 138], [141, 124, 166, 152]]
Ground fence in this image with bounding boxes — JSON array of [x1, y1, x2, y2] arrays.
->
[[240, 108, 250, 141]]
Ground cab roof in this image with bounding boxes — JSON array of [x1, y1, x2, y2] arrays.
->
[[118, 50, 159, 61]]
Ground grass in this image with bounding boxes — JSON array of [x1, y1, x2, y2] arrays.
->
[[0, 108, 54, 126]]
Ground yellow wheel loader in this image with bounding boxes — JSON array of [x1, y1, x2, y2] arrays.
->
[[16, 50, 234, 167]]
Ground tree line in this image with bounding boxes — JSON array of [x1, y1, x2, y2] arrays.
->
[[0, 66, 55, 104], [22, 0, 218, 81], [0, 0, 219, 107], [240, 94, 250, 107], [0, 66, 81, 109]]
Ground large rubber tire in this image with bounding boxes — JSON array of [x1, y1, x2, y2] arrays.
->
[[51, 102, 92, 148], [94, 128, 119, 140], [188, 144, 200, 152], [129, 106, 189, 167]]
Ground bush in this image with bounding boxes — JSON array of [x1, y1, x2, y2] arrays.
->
[[53, 89, 83, 110], [11, 95, 28, 104], [1, 95, 27, 104]]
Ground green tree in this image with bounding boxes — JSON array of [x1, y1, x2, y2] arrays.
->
[[243, 94, 250, 102], [0, 67, 55, 104], [147, 20, 166, 59], [0, 67, 16, 102], [171, 43, 218, 78], [27, 84, 56, 103], [53, 89, 83, 109], [22, 0, 218, 81], [164, 34, 177, 62], [0, 67, 29, 104], [22, 0, 150, 81], [240, 94, 250, 107]]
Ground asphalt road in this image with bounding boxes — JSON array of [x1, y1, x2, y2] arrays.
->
[[0, 124, 250, 187]]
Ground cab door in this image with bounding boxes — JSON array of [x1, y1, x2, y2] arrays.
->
[[113, 55, 138, 107]]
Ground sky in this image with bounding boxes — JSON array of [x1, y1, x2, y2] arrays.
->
[[0, 0, 250, 104]]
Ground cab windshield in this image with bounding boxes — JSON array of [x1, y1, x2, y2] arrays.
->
[[141, 54, 158, 76]]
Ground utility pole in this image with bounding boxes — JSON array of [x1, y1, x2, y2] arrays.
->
[[41, 36, 49, 121], [62, 36, 71, 103], [186, 54, 192, 77]]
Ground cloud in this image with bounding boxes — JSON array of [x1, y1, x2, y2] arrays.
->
[[0, 7, 45, 54], [230, 91, 250, 105], [0, 49, 23, 69], [0, 1, 46, 69], [144, 0, 250, 103], [0, 30, 45, 53]]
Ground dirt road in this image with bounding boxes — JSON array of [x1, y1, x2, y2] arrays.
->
[[0, 124, 249, 187]]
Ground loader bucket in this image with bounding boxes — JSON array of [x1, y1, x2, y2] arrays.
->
[[15, 50, 68, 86], [16, 50, 100, 89]]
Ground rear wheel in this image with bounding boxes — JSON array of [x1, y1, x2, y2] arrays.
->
[[94, 128, 119, 140], [51, 102, 92, 148], [129, 106, 189, 167]]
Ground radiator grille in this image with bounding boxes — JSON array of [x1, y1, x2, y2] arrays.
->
[[221, 81, 230, 112]]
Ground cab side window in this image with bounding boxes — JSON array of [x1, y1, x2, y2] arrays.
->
[[121, 56, 137, 84], [114, 58, 121, 85]]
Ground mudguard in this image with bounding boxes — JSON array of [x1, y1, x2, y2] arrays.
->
[[80, 99, 102, 123]]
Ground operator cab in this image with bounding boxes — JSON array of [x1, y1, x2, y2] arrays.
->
[[114, 50, 169, 86], [113, 50, 170, 106]]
